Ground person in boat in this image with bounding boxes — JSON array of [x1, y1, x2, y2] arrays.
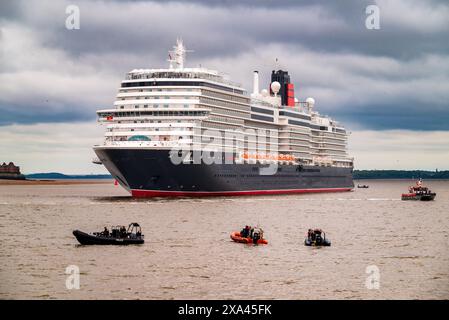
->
[[240, 225, 251, 238], [307, 229, 315, 241], [119, 226, 127, 238], [249, 227, 255, 239], [314, 229, 323, 244], [257, 228, 264, 239], [102, 227, 109, 236], [251, 227, 262, 238], [307, 229, 323, 243], [251, 227, 264, 243]]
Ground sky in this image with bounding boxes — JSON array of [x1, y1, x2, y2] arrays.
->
[[0, 0, 448, 174]]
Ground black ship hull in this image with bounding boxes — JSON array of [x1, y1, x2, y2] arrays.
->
[[94, 148, 354, 197]]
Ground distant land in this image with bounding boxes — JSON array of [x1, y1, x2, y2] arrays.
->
[[353, 170, 449, 180], [25, 173, 113, 180], [23, 170, 449, 180]]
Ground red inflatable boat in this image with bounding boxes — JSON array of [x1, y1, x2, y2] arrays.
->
[[230, 231, 268, 245]]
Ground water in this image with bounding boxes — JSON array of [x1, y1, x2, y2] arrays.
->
[[0, 180, 448, 299]]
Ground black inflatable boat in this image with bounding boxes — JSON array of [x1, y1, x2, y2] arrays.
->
[[73, 223, 144, 245], [304, 228, 331, 246]]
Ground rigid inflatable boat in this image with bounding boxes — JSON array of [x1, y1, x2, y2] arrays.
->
[[73, 223, 144, 245], [230, 231, 268, 245]]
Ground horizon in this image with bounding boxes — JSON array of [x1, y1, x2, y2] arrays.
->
[[1, 1, 448, 173], [21, 168, 449, 176]]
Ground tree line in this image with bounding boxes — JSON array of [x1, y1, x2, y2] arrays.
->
[[353, 170, 449, 179]]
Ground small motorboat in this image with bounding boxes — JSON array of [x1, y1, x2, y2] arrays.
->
[[305, 228, 331, 246], [231, 226, 268, 245], [401, 179, 436, 201], [357, 184, 369, 189], [73, 223, 144, 245]]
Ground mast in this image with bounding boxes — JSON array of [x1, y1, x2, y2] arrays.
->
[[168, 38, 192, 70]]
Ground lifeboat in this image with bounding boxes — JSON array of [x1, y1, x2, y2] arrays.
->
[[230, 231, 268, 245]]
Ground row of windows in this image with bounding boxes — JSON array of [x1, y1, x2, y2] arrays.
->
[[108, 126, 193, 132], [312, 147, 347, 153], [251, 114, 274, 122], [311, 141, 346, 147], [119, 88, 199, 94], [118, 104, 192, 109], [106, 135, 190, 141], [202, 89, 249, 104], [114, 119, 195, 123], [127, 71, 223, 82], [245, 120, 278, 130], [251, 106, 274, 115], [100, 111, 208, 118], [121, 96, 196, 101], [200, 97, 250, 113], [311, 132, 347, 141], [202, 121, 242, 131], [288, 132, 310, 139], [207, 106, 249, 119], [288, 119, 324, 130], [121, 81, 245, 95], [207, 116, 242, 125], [279, 111, 311, 121], [214, 174, 238, 178]]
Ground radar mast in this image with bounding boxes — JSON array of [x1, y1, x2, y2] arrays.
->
[[168, 38, 193, 69]]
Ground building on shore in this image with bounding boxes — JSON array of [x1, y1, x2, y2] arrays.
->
[[0, 162, 26, 180]]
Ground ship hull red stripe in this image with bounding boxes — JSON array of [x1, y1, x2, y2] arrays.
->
[[131, 188, 352, 198]]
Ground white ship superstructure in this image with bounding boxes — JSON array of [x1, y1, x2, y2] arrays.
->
[[96, 39, 353, 169]]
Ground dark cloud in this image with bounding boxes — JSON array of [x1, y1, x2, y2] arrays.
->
[[8, 0, 449, 59], [0, 0, 448, 131], [0, 1, 22, 19], [0, 103, 94, 126], [338, 103, 449, 131]]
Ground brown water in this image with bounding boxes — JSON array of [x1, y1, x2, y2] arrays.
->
[[0, 180, 448, 299]]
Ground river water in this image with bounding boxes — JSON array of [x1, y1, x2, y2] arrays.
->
[[0, 180, 448, 299]]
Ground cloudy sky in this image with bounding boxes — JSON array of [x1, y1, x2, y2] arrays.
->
[[0, 0, 448, 174]]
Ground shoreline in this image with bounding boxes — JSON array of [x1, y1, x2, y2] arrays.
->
[[0, 179, 113, 185], [1, 178, 448, 186]]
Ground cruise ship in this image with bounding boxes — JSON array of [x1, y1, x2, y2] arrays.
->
[[93, 39, 354, 197]]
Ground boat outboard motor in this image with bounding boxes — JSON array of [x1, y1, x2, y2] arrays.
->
[[315, 233, 323, 245]]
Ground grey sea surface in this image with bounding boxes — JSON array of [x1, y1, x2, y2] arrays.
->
[[0, 180, 448, 299]]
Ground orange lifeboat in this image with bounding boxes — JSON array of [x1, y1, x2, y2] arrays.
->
[[230, 231, 268, 245]]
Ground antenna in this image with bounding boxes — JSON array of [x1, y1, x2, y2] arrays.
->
[[168, 38, 193, 69]]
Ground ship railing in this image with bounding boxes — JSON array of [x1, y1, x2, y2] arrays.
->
[[125, 71, 242, 88], [103, 140, 185, 148]]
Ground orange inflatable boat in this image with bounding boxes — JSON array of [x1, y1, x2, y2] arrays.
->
[[230, 231, 268, 245]]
